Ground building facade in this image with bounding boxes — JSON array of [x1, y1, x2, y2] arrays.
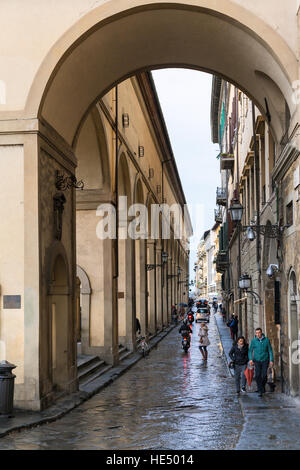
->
[[195, 225, 222, 301], [0, 71, 192, 410], [211, 77, 300, 397]]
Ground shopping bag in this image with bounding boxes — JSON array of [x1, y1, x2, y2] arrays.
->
[[244, 364, 254, 386]]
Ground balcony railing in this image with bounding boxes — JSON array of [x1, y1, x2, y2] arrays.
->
[[215, 250, 229, 273], [214, 206, 223, 223], [216, 188, 227, 206], [220, 153, 234, 171]]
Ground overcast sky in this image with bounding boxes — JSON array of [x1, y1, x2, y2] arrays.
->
[[152, 69, 221, 285]]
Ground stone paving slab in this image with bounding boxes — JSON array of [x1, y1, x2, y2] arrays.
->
[[214, 312, 300, 450], [0, 324, 176, 439]]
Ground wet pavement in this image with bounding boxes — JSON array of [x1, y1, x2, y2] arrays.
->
[[0, 319, 243, 450]]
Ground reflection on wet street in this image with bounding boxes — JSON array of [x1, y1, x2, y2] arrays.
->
[[0, 317, 243, 450]]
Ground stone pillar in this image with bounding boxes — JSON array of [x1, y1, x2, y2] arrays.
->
[[101, 238, 119, 365], [135, 238, 148, 339], [167, 258, 173, 324], [118, 236, 135, 351], [162, 253, 168, 327], [0, 134, 41, 410], [147, 240, 157, 335], [156, 246, 163, 331]]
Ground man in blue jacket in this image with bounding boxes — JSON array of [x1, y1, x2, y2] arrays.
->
[[249, 328, 274, 397]]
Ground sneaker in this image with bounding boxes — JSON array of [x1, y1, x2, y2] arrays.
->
[[241, 387, 246, 393]]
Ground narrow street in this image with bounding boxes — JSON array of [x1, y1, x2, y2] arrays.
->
[[0, 319, 243, 450]]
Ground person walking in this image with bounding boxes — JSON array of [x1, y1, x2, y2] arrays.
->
[[229, 336, 249, 395], [229, 315, 239, 341], [249, 327, 274, 397], [171, 305, 178, 325], [221, 304, 226, 322], [136, 317, 141, 336], [198, 322, 210, 361]]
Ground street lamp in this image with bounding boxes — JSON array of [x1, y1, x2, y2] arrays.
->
[[238, 273, 251, 290], [146, 250, 168, 271], [238, 273, 262, 304], [162, 252, 168, 264], [229, 200, 286, 241], [228, 198, 243, 223]]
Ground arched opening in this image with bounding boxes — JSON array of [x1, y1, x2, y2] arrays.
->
[[288, 271, 299, 396], [75, 104, 110, 358], [49, 254, 70, 392], [76, 265, 92, 356], [25, 2, 295, 151], [146, 194, 157, 335], [118, 152, 135, 350], [134, 178, 147, 337]]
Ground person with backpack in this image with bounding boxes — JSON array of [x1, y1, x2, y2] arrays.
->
[[229, 336, 249, 395], [249, 327, 274, 397]]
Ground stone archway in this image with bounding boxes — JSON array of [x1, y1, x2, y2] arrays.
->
[[118, 151, 135, 350], [288, 270, 300, 396], [76, 265, 92, 356], [45, 241, 76, 401], [19, 1, 296, 147], [0, 0, 299, 410], [133, 177, 148, 338]]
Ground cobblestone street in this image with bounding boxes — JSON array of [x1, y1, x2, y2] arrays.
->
[[0, 319, 243, 450]]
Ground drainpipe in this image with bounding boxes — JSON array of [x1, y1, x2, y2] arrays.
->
[[114, 85, 119, 280]]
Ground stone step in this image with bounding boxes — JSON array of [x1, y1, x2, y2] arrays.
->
[[77, 355, 106, 384], [119, 349, 132, 361], [77, 354, 99, 370], [79, 364, 113, 390], [118, 344, 133, 362]]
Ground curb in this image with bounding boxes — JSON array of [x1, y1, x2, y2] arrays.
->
[[0, 323, 177, 439], [213, 313, 234, 377]]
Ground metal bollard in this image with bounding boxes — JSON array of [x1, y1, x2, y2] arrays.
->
[[0, 360, 16, 417]]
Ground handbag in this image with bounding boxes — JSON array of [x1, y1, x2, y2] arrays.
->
[[267, 366, 275, 384]]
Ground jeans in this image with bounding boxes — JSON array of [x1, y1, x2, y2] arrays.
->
[[254, 360, 269, 393], [234, 364, 247, 392]]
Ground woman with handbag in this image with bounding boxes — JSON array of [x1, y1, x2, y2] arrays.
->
[[198, 323, 210, 361], [229, 336, 249, 395]]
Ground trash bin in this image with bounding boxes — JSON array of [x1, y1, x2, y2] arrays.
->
[[0, 360, 16, 417]]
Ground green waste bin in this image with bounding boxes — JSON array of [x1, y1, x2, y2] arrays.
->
[[0, 360, 16, 417]]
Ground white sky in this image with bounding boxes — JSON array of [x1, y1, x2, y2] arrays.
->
[[152, 69, 221, 286]]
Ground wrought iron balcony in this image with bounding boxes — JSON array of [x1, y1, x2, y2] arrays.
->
[[214, 206, 223, 223], [220, 153, 234, 171], [216, 188, 227, 206], [215, 250, 229, 273]]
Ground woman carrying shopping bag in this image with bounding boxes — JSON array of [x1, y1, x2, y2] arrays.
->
[[229, 336, 249, 395], [198, 323, 210, 361]]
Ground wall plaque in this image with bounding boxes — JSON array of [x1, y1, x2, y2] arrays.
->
[[3, 295, 21, 309], [118, 292, 124, 299]]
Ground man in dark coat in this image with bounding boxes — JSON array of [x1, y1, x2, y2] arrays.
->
[[229, 336, 249, 394]]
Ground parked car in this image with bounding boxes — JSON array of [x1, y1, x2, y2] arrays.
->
[[196, 299, 209, 309], [196, 307, 210, 323]]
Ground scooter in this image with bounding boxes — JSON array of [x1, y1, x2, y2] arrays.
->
[[187, 312, 194, 325], [181, 334, 190, 353]]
